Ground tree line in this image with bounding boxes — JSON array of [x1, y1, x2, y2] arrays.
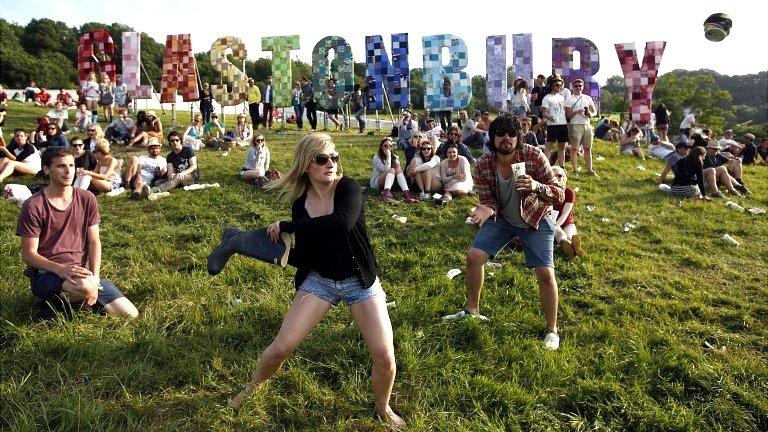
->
[[1, 18, 765, 133]]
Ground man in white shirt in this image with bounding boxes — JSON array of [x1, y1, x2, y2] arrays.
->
[[46, 101, 70, 132], [262, 76, 274, 129], [717, 129, 744, 156], [105, 108, 135, 144], [124, 138, 167, 198], [540, 74, 569, 168], [565, 79, 597, 176], [679, 109, 701, 139]]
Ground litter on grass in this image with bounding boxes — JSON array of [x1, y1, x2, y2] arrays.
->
[[747, 207, 766, 215], [446, 268, 462, 279], [725, 201, 745, 212], [636, 165, 647, 171], [586, 205, 596, 212], [392, 215, 407, 224], [721, 233, 739, 246], [595, 156, 606, 161], [622, 220, 641, 232], [601, 217, 612, 223], [486, 262, 502, 269]]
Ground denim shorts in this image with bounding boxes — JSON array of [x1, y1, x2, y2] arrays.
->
[[299, 271, 385, 306], [472, 214, 555, 268], [31, 271, 125, 307]]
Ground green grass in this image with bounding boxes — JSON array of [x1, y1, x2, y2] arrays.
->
[[1, 104, 767, 431]]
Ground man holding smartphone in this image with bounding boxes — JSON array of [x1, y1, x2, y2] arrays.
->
[[565, 79, 597, 176]]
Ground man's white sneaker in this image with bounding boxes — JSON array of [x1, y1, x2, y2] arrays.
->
[[543, 331, 560, 350], [442, 309, 489, 322]]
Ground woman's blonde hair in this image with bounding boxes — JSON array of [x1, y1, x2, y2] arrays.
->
[[89, 124, 105, 139], [267, 132, 340, 202], [94, 138, 111, 155]]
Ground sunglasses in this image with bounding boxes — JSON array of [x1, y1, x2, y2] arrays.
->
[[87, 129, 96, 132], [47, 126, 57, 130], [554, 174, 565, 178], [573, 84, 583, 88], [493, 129, 516, 137], [169, 138, 180, 142], [421, 147, 433, 150], [254, 138, 264, 142], [314, 153, 340, 165], [72, 143, 84, 147]]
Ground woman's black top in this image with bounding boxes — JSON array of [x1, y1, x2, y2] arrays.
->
[[654, 106, 669, 125], [280, 176, 378, 289], [672, 156, 706, 195]]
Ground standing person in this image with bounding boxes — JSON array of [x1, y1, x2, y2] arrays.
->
[[326, 78, 342, 131], [156, 131, 199, 192], [241, 133, 271, 187], [0, 129, 42, 183], [247, 78, 262, 130], [679, 109, 701, 140], [540, 75, 569, 168], [291, 81, 304, 130], [300, 76, 317, 131], [98, 72, 115, 123], [443, 116, 565, 351], [352, 84, 366, 134], [199, 82, 214, 124], [262, 76, 274, 129], [653, 103, 671, 141], [81, 72, 100, 125], [223, 133, 406, 429], [530, 74, 547, 117], [113, 74, 129, 112], [565, 78, 597, 175], [16, 147, 138, 319]]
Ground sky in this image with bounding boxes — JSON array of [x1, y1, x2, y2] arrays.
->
[[2, 0, 766, 85]]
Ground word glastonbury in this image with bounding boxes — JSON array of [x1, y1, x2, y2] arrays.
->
[[81, 30, 665, 124]]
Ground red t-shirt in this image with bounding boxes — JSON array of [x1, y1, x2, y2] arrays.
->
[[552, 187, 575, 226], [37, 91, 51, 104], [16, 188, 100, 276]]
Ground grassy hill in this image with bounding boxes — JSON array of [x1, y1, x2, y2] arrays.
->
[[1, 104, 767, 431]]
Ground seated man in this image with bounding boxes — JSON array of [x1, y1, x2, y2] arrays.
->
[[24, 81, 40, 102], [460, 110, 487, 149], [35, 86, 53, 107], [703, 141, 747, 197], [104, 108, 135, 144], [46, 101, 70, 132], [73, 103, 92, 133], [56, 89, 76, 108], [156, 131, 199, 192], [739, 133, 759, 165], [423, 117, 444, 142], [717, 129, 744, 156], [395, 111, 418, 150], [202, 113, 229, 149], [16, 147, 138, 319], [123, 138, 167, 198]]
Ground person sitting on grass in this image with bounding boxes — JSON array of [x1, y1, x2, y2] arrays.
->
[[620, 125, 645, 160], [241, 133, 271, 188], [648, 133, 675, 160], [439, 144, 473, 204], [438, 126, 476, 165], [667, 146, 709, 200], [0, 129, 42, 183], [82, 124, 105, 153], [233, 113, 253, 147], [46, 101, 70, 132], [129, 110, 162, 147], [423, 117, 444, 142], [550, 166, 583, 259], [123, 138, 167, 198], [41, 123, 69, 150], [35, 86, 53, 107], [403, 131, 425, 168], [749, 136, 768, 165], [396, 110, 418, 150], [702, 141, 745, 198], [406, 138, 441, 200], [182, 114, 204, 150], [73, 103, 92, 133], [16, 147, 138, 320], [370, 137, 418, 203], [203, 112, 228, 149], [104, 108, 135, 144], [155, 131, 199, 192], [73, 139, 122, 194], [658, 140, 691, 185]]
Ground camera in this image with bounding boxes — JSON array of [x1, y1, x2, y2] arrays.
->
[[703, 13, 732, 42]]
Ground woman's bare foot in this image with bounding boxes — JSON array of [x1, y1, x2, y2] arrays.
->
[[375, 406, 406, 430]]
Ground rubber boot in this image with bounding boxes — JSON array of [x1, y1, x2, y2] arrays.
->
[[207, 227, 291, 275]]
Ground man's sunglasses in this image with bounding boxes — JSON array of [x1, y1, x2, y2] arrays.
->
[[314, 153, 340, 165]]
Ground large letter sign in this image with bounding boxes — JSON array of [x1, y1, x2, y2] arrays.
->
[[160, 34, 200, 103], [77, 29, 116, 83], [422, 35, 471, 110], [485, 35, 506, 111], [311, 36, 354, 109], [121, 32, 152, 99], [262, 36, 300, 107], [364, 33, 410, 110], [615, 41, 667, 125], [553, 38, 601, 112], [210, 36, 249, 106]]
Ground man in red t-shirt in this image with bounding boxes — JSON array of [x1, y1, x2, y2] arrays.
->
[[16, 147, 138, 319], [35, 87, 53, 107]]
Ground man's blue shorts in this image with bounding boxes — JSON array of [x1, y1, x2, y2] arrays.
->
[[31, 271, 125, 308], [471, 214, 555, 268]]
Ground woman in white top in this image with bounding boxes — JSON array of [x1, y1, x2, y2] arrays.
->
[[74, 139, 121, 193], [508, 80, 530, 118], [98, 72, 115, 123], [183, 114, 204, 150], [439, 144, 473, 202], [241, 134, 271, 187], [370, 137, 417, 203], [406, 138, 440, 199], [81, 72, 100, 125], [0, 129, 41, 182], [233, 113, 253, 147]]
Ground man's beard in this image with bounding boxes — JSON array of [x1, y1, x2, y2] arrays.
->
[[496, 141, 514, 155]]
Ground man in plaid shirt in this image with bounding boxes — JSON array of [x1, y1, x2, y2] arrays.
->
[[444, 116, 565, 350]]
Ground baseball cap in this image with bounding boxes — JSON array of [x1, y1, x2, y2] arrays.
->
[[147, 138, 161, 147], [724, 129, 733, 134], [744, 133, 755, 140], [146, 110, 157, 118]]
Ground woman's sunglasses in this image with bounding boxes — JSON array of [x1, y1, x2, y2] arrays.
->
[[314, 153, 340, 165]]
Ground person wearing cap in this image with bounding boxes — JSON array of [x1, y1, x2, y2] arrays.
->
[[658, 140, 691, 184], [702, 141, 746, 197], [129, 110, 163, 147], [717, 129, 744, 156], [123, 137, 167, 198], [648, 133, 675, 160], [395, 110, 418, 150], [203, 112, 227, 149], [460, 110, 486, 148], [443, 116, 565, 351], [233, 113, 253, 147], [565, 78, 597, 175], [541, 75, 570, 168]]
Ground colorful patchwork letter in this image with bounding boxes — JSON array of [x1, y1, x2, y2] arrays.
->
[[422, 35, 471, 110], [614, 41, 667, 125], [364, 33, 410, 110], [160, 34, 200, 103], [77, 29, 116, 83], [485, 35, 506, 111], [262, 36, 300, 107], [552, 38, 601, 112], [311, 36, 354, 109], [210, 36, 249, 106], [511, 34, 533, 92], [121, 32, 152, 99]]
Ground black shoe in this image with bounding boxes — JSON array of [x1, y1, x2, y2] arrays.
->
[[735, 183, 751, 195], [37, 295, 74, 321]]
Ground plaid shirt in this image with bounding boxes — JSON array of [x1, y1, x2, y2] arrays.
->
[[474, 144, 564, 229]]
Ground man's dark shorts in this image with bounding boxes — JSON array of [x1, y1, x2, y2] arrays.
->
[[31, 271, 125, 308], [546, 124, 569, 143]]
